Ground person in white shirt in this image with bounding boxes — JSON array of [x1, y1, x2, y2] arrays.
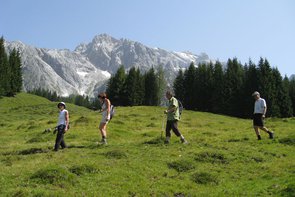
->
[[54, 102, 69, 151], [98, 92, 111, 144], [252, 91, 274, 140]]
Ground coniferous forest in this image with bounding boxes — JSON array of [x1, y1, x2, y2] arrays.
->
[[173, 59, 295, 118], [0, 37, 22, 97]]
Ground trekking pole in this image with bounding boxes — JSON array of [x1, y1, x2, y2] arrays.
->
[[161, 114, 165, 139]]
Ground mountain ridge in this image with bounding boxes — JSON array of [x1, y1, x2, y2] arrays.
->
[[4, 34, 214, 98]]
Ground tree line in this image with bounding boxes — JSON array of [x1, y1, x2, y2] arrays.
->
[[0, 37, 22, 97], [28, 88, 101, 109], [173, 58, 295, 118], [106, 65, 166, 106]]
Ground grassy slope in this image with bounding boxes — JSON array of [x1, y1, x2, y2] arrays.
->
[[0, 93, 294, 196]]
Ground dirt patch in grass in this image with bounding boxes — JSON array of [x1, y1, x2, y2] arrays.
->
[[104, 150, 127, 159], [191, 172, 219, 185], [195, 152, 229, 164], [168, 160, 195, 172]]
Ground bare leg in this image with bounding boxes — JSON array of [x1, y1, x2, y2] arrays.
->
[[99, 122, 107, 144], [253, 126, 261, 140]]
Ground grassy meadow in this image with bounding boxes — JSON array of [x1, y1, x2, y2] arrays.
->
[[0, 93, 294, 196]]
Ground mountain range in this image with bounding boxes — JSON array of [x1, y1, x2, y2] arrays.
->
[[4, 34, 214, 98]]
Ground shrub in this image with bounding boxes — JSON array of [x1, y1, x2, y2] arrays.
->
[[191, 172, 219, 185], [195, 152, 229, 164], [104, 150, 127, 159], [30, 166, 77, 186], [167, 160, 195, 172], [69, 164, 99, 176]]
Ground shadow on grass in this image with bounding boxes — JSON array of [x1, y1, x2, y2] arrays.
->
[[143, 137, 164, 145], [18, 148, 50, 155]]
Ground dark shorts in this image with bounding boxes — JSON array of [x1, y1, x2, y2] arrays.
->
[[253, 113, 264, 127]]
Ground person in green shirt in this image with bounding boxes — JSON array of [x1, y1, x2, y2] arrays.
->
[[164, 91, 188, 144]]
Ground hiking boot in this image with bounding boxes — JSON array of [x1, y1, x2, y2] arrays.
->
[[269, 132, 274, 139], [181, 138, 188, 144], [257, 135, 262, 140], [164, 140, 170, 144], [100, 139, 107, 145]]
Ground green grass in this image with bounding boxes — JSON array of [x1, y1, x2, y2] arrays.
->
[[0, 93, 294, 196]]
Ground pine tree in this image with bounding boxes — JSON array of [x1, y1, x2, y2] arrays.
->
[[106, 65, 126, 106], [289, 77, 295, 116], [156, 65, 166, 105], [280, 76, 293, 117], [183, 62, 196, 110], [257, 58, 275, 116], [241, 60, 259, 118], [122, 67, 138, 106], [173, 69, 185, 103], [223, 58, 244, 117], [211, 61, 225, 114], [0, 37, 9, 96], [144, 67, 159, 106]]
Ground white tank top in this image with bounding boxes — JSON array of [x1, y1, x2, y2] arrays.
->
[[58, 109, 68, 125], [101, 101, 110, 120]]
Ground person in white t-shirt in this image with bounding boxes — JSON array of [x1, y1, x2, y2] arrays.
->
[[252, 91, 274, 140], [54, 102, 69, 151], [98, 92, 111, 144]]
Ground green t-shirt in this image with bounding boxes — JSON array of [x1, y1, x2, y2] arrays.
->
[[167, 97, 180, 121]]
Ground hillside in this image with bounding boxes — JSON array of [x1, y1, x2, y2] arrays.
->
[[0, 93, 294, 196]]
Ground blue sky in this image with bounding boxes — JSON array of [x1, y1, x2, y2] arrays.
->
[[1, 0, 294, 76]]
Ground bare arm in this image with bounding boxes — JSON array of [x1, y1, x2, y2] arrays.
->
[[65, 111, 69, 131]]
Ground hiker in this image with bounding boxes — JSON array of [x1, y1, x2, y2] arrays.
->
[[164, 91, 188, 144], [98, 92, 111, 144], [54, 102, 69, 151], [252, 91, 274, 140]]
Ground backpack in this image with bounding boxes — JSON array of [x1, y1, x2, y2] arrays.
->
[[110, 105, 115, 120], [177, 99, 183, 117]]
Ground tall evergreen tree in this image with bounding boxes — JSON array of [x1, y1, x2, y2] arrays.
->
[[106, 65, 126, 106], [0, 37, 9, 96], [241, 60, 259, 117], [156, 65, 166, 105], [122, 67, 138, 106], [280, 76, 293, 117], [223, 58, 244, 117], [144, 67, 159, 106], [183, 62, 196, 110], [257, 58, 276, 116], [211, 61, 225, 114], [289, 77, 295, 116], [173, 69, 185, 103]]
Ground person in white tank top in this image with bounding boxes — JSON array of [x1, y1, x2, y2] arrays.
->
[[98, 92, 111, 144], [54, 102, 70, 151]]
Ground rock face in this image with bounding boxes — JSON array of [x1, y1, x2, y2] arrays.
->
[[5, 34, 214, 98]]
